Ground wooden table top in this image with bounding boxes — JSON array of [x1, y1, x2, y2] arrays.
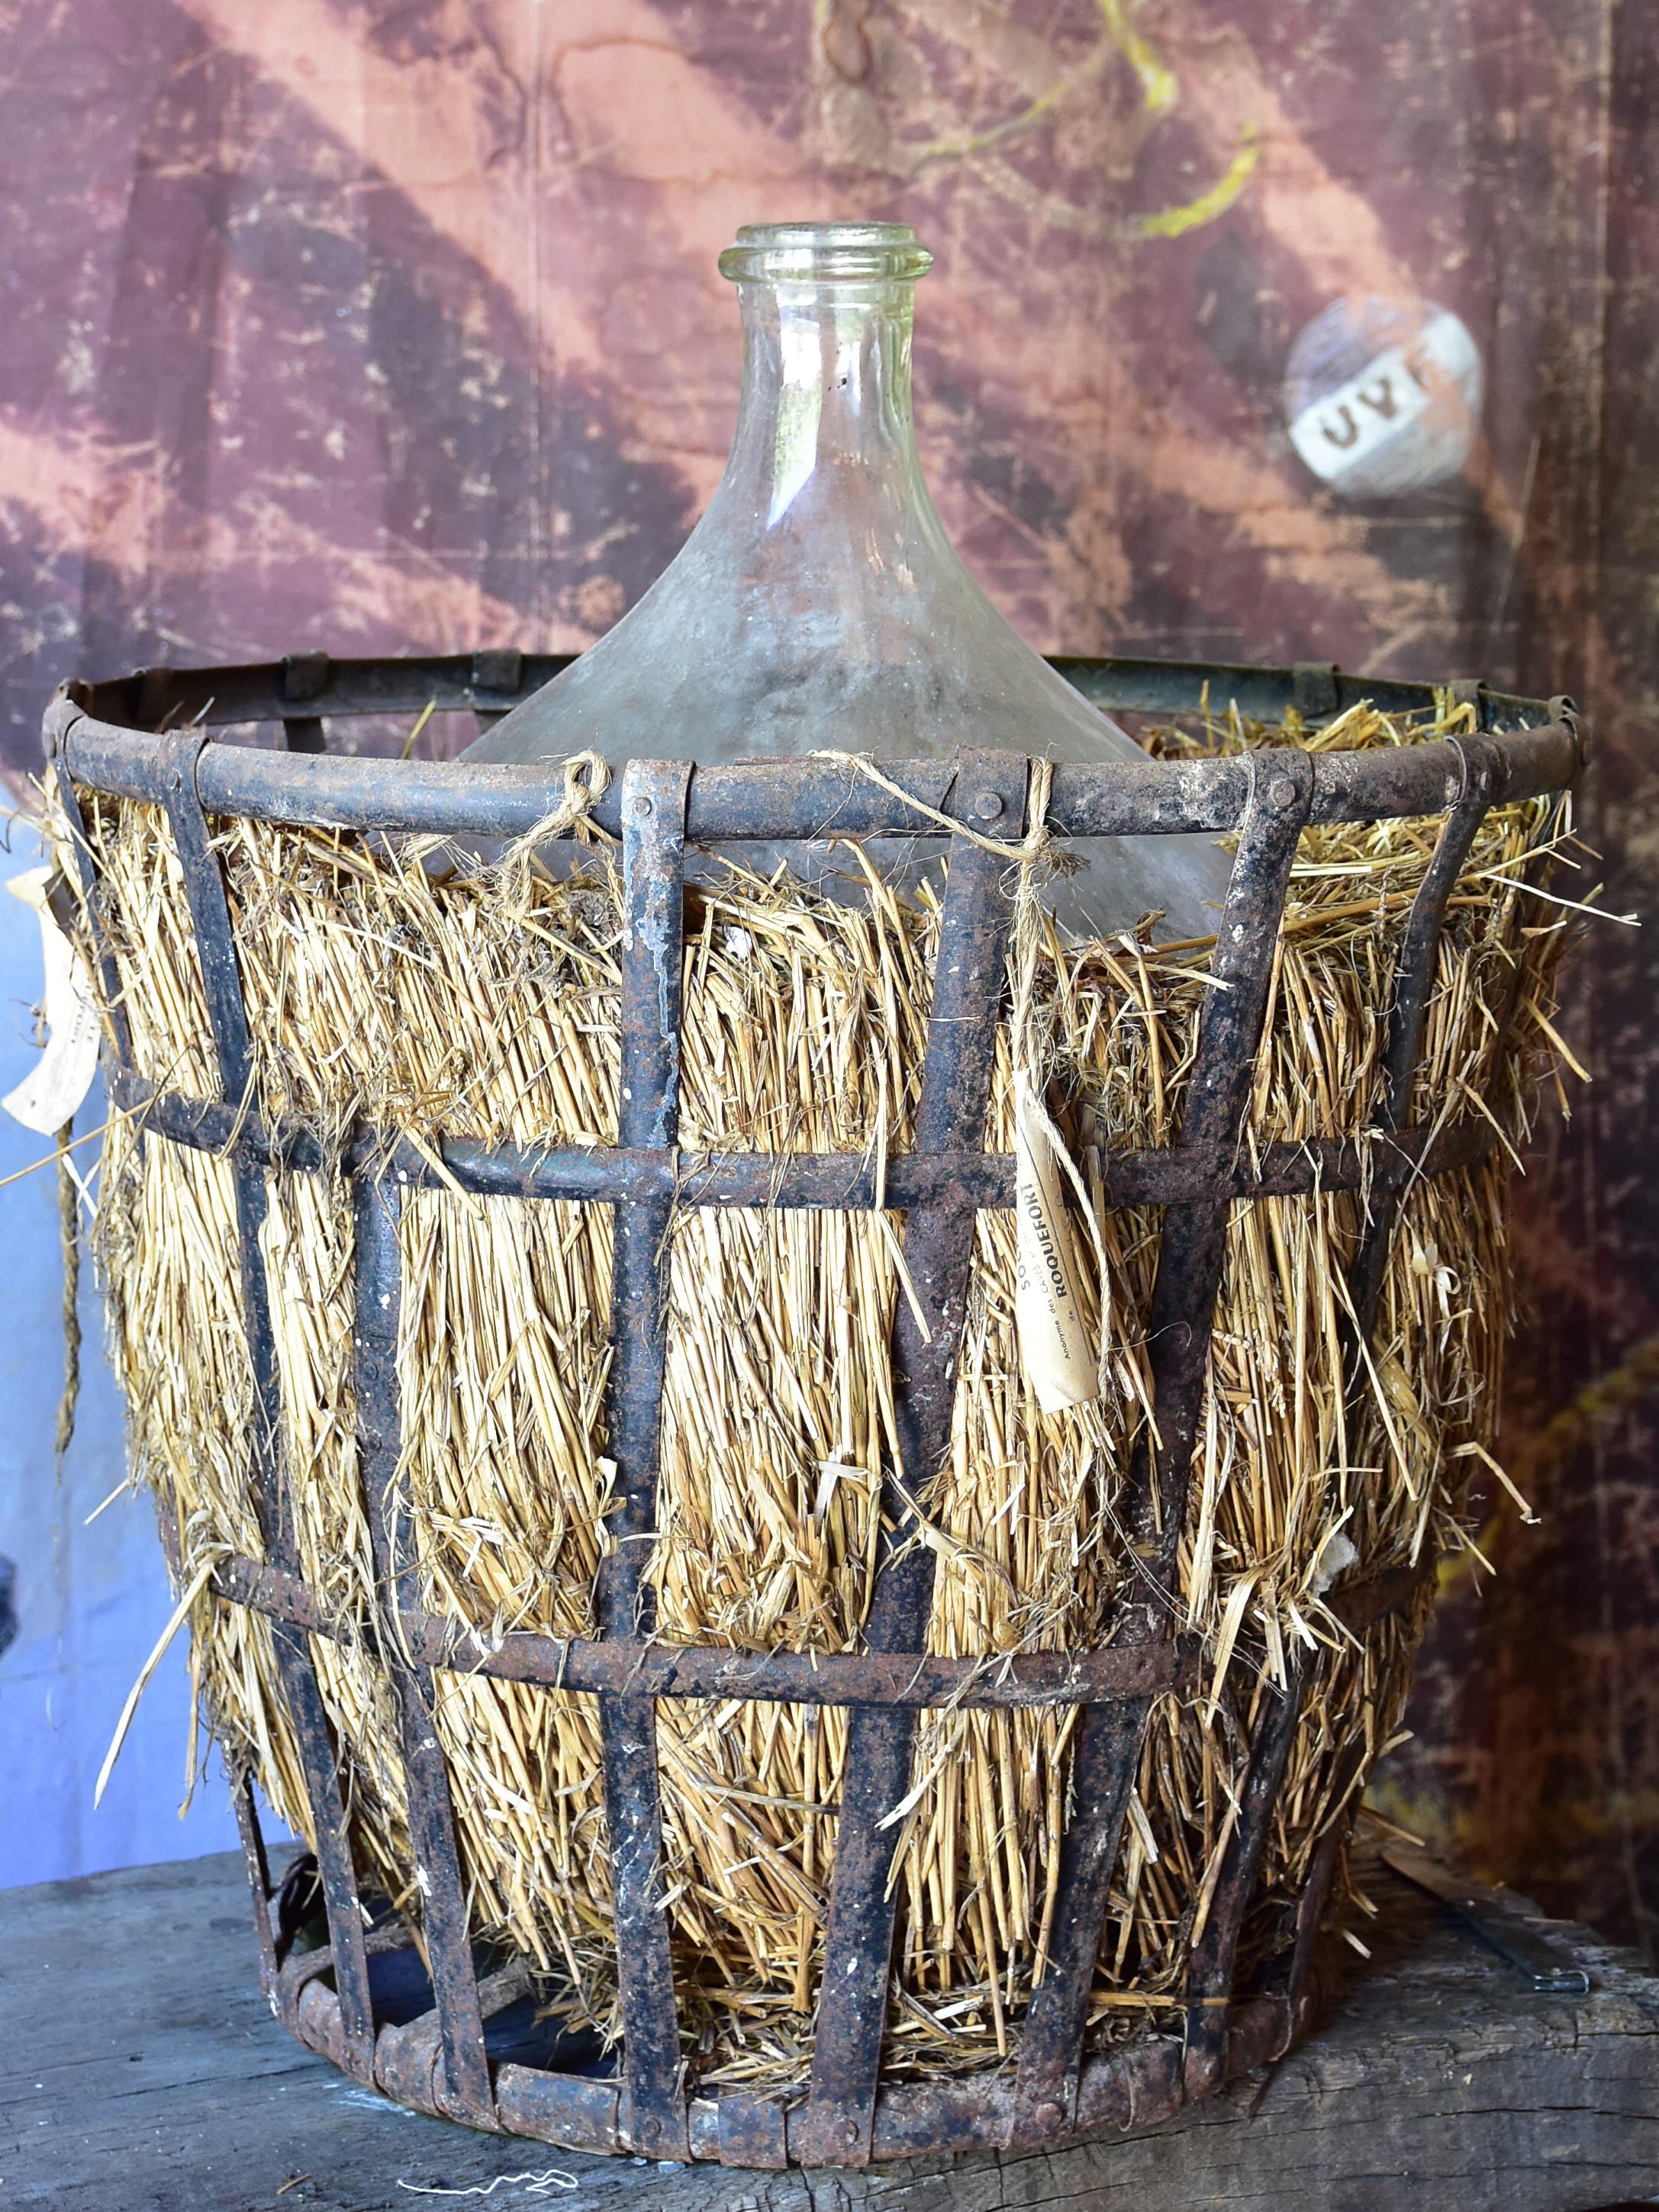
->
[[3, 1840, 1655, 2211]]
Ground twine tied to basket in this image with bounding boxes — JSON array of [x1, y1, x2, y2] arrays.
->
[[503, 749, 616, 864], [810, 747, 1081, 882]]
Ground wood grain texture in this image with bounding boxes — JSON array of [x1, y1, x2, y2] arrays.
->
[[2, 1846, 1654, 2211]]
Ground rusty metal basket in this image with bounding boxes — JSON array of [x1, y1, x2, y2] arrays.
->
[[43, 652, 1580, 2170]]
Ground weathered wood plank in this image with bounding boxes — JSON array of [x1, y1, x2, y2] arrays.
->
[[1, 1847, 1654, 2212]]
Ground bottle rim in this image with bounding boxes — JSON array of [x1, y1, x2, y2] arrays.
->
[[719, 222, 933, 286]]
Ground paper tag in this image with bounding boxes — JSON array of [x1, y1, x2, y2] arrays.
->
[[3, 867, 101, 1134], [1311, 1528, 1358, 1599], [813, 1459, 868, 1521], [1013, 1077, 1099, 1412]]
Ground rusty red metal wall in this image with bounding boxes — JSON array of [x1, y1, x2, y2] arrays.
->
[[0, 0, 1651, 1950]]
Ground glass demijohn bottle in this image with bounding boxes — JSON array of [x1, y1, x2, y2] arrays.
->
[[466, 222, 1228, 939]]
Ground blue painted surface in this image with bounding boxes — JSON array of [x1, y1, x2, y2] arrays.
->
[[0, 816, 251, 1885]]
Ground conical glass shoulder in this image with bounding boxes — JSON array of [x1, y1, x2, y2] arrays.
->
[[468, 222, 1229, 939]]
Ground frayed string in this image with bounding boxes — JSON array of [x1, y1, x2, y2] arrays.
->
[[502, 749, 617, 863], [397, 2172, 578, 2199]]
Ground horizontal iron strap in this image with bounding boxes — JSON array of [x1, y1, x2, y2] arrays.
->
[[208, 1553, 1425, 1705], [69, 652, 1561, 736], [109, 1068, 1496, 1207], [56, 709, 1577, 842]]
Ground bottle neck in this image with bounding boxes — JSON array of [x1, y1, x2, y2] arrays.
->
[[714, 275, 934, 536]]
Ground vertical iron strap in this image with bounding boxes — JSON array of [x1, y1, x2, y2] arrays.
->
[[233, 1770, 279, 1998], [795, 749, 1029, 2169], [1345, 739, 1501, 1346], [157, 730, 377, 2081], [47, 738, 137, 1072], [353, 1179, 494, 2123], [596, 758, 694, 2160], [1285, 1818, 1346, 2019], [1180, 738, 1500, 2093], [1011, 750, 1315, 2143], [1179, 1650, 1310, 2097]]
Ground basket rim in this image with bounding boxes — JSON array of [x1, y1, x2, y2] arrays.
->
[[43, 649, 1580, 845]]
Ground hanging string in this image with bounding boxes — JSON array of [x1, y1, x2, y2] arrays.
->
[[54, 1114, 81, 1480], [1003, 761, 1115, 1411]]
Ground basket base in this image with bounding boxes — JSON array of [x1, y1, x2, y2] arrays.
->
[[266, 1929, 1319, 2169]]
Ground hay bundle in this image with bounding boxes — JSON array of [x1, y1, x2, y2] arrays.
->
[[62, 697, 1573, 2085]]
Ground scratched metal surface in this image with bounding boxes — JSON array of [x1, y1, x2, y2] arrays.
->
[[0, 0, 1651, 1955]]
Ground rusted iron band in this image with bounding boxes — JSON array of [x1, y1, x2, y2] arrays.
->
[[1117, 754, 1319, 1601], [1180, 1650, 1313, 2099], [1284, 1820, 1346, 2032], [352, 1178, 494, 2126], [57, 697, 1577, 842], [1344, 739, 1503, 1351], [798, 749, 1029, 2168], [207, 1552, 1206, 1705], [44, 721, 137, 1071], [60, 648, 1566, 742], [1181, 752, 1503, 2093], [1012, 751, 1317, 2140], [278, 1933, 1313, 2166], [105, 1063, 1500, 1211], [594, 758, 694, 2162], [158, 729, 378, 2083], [231, 1771, 279, 1998], [208, 1548, 1427, 1702]]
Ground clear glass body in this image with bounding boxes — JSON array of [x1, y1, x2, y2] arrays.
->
[[467, 222, 1228, 938]]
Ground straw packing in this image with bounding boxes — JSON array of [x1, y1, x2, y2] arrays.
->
[[58, 696, 1573, 2082]]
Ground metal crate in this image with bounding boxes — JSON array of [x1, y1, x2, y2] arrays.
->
[[44, 652, 1580, 2169]]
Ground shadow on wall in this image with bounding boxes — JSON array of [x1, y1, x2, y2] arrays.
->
[[0, 816, 263, 1886]]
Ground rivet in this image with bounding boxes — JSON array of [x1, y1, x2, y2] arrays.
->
[[1268, 774, 1298, 813], [973, 790, 1004, 822], [1444, 775, 1461, 804], [633, 794, 654, 819], [842, 2118, 862, 2145]]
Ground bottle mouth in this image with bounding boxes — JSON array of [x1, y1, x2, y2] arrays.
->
[[719, 222, 933, 286]]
